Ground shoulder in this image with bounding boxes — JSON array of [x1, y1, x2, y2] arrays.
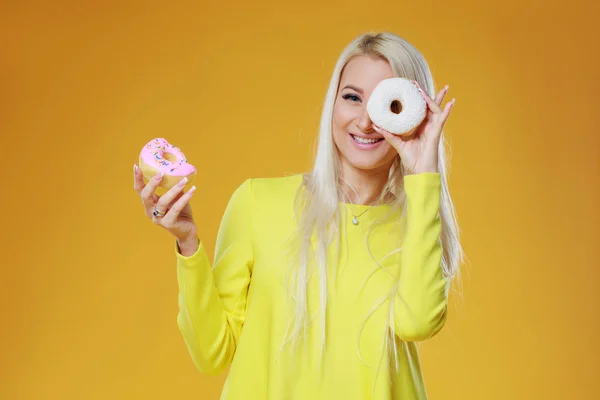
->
[[249, 174, 303, 192], [228, 174, 303, 202], [242, 174, 304, 207]]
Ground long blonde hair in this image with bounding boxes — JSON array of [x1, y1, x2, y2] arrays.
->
[[279, 32, 465, 376]]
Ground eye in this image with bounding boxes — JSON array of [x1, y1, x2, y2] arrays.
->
[[342, 93, 361, 103]]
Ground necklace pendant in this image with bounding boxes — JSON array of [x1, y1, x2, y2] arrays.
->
[[352, 217, 359, 225]]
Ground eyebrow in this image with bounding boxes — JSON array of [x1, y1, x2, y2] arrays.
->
[[341, 85, 363, 94]]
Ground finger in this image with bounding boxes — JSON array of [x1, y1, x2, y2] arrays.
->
[[155, 176, 189, 212], [413, 80, 442, 114], [372, 124, 397, 142], [373, 123, 413, 143], [373, 125, 407, 152], [433, 85, 449, 107], [133, 164, 146, 194], [372, 123, 391, 136], [140, 170, 164, 207], [160, 186, 197, 226], [439, 98, 456, 127]]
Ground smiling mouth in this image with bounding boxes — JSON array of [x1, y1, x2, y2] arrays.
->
[[350, 134, 384, 144]]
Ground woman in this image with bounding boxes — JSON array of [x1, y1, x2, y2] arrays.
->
[[133, 32, 464, 399]]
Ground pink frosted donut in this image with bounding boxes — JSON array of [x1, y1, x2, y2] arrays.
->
[[138, 138, 197, 196]]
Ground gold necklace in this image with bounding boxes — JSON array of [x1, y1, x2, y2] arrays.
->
[[345, 203, 375, 225]]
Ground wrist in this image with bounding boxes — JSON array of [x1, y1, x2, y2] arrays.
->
[[177, 235, 199, 256]]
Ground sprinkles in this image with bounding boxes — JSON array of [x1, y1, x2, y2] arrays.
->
[[140, 138, 196, 176]]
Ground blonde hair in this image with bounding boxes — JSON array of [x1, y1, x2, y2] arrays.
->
[[279, 32, 465, 378]]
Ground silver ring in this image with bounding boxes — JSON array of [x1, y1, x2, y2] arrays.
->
[[152, 206, 166, 217]]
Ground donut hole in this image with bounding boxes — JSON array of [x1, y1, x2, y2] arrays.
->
[[390, 100, 403, 114], [163, 152, 178, 162]]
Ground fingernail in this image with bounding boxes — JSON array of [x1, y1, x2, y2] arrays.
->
[[154, 171, 163, 181], [133, 164, 138, 173], [444, 85, 449, 92], [189, 186, 196, 194], [178, 177, 188, 187], [451, 98, 456, 107]]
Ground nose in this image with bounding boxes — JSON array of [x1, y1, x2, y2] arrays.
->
[[357, 104, 374, 133]]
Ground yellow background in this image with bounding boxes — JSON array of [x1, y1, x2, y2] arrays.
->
[[1, 1, 598, 399]]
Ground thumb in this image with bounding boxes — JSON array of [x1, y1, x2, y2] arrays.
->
[[373, 125, 399, 150]]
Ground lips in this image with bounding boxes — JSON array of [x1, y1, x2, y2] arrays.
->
[[350, 133, 384, 143], [348, 132, 385, 149]]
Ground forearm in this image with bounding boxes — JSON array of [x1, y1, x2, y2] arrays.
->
[[174, 178, 254, 375], [175, 242, 237, 375], [394, 172, 448, 341]]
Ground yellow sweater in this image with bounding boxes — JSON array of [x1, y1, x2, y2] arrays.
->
[[175, 173, 448, 399]]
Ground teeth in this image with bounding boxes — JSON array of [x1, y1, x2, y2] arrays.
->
[[352, 135, 381, 144]]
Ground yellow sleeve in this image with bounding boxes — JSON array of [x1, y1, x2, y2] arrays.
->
[[394, 172, 448, 342], [175, 178, 253, 375]]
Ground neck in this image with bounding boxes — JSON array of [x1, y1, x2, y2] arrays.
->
[[339, 161, 390, 205]]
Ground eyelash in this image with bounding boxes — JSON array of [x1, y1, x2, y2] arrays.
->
[[342, 93, 361, 103]]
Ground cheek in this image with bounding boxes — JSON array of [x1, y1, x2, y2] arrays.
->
[[331, 102, 345, 144], [332, 101, 354, 130]]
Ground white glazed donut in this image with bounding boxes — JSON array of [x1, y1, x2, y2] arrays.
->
[[367, 77, 427, 136]]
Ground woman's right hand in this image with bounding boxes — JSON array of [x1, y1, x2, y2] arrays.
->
[[133, 165, 198, 248]]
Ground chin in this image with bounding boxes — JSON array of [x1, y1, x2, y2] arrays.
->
[[343, 151, 392, 171], [349, 159, 388, 171]]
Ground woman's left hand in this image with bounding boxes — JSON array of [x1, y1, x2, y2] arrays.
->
[[372, 80, 455, 175]]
